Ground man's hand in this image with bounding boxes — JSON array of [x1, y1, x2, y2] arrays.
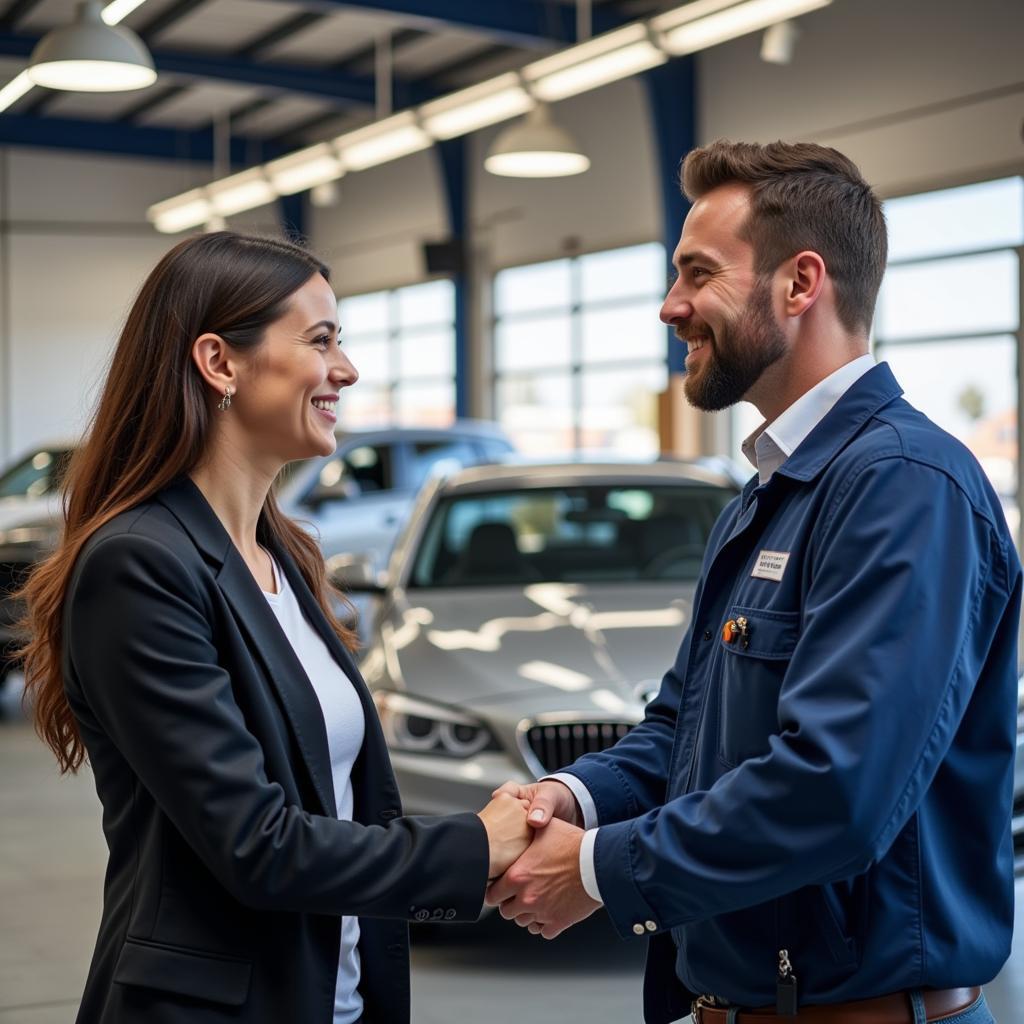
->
[[484, 817, 600, 939], [477, 792, 532, 879], [491, 778, 582, 829]]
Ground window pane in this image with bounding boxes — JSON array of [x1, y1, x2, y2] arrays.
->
[[344, 338, 389, 382], [396, 279, 454, 328], [339, 291, 389, 333], [886, 177, 1024, 262], [496, 373, 573, 455], [580, 242, 665, 304], [495, 314, 571, 371], [581, 302, 666, 363], [397, 327, 455, 379], [877, 250, 1019, 340], [581, 363, 667, 457], [494, 258, 572, 316], [877, 337, 1017, 531], [394, 381, 455, 427]]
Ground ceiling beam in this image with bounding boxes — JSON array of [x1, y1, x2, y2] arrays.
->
[[0, 0, 41, 31], [0, 110, 286, 165], [297, 0, 625, 49], [0, 31, 434, 107]]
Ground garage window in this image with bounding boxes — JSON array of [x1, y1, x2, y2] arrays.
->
[[876, 176, 1023, 542], [337, 281, 456, 428], [492, 243, 668, 456]]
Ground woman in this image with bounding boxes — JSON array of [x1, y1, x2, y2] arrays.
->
[[18, 232, 530, 1024]]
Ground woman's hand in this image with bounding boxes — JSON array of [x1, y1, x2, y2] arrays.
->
[[477, 792, 532, 879]]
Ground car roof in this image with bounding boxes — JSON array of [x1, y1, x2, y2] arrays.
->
[[434, 459, 740, 493], [333, 420, 510, 442]]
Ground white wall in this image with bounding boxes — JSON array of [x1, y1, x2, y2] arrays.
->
[[697, 0, 1024, 196], [0, 149, 282, 462]]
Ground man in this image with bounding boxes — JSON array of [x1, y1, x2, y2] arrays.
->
[[487, 140, 1021, 1024]]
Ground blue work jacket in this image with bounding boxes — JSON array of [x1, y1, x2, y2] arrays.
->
[[562, 363, 1022, 1023]]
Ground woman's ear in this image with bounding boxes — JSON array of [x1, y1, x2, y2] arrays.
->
[[191, 333, 236, 395]]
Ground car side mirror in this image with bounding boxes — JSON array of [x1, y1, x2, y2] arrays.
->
[[327, 553, 386, 594]]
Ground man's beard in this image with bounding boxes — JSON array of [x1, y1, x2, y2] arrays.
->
[[682, 277, 787, 412]]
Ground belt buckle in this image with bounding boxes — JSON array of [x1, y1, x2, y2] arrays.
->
[[691, 995, 715, 1023]]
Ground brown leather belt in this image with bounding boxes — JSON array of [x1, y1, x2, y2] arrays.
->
[[691, 987, 981, 1024]]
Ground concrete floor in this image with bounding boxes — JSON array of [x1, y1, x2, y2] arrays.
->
[[2, 676, 1022, 1024]]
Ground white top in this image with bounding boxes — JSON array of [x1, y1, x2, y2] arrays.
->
[[262, 555, 366, 1024], [553, 354, 877, 904], [741, 354, 876, 485]]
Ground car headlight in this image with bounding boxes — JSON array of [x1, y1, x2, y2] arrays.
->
[[373, 691, 500, 759]]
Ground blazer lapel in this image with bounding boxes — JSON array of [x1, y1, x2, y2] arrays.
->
[[156, 477, 337, 818]]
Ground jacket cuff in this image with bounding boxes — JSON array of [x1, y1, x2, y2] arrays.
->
[[593, 819, 664, 940], [543, 773, 599, 829]]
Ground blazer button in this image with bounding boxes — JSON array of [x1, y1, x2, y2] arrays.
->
[[414, 909, 429, 922], [645, 920, 657, 932], [430, 908, 445, 921], [445, 909, 457, 920], [632, 923, 645, 935], [380, 808, 399, 821]]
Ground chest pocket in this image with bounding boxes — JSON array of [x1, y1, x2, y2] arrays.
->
[[717, 606, 800, 768]]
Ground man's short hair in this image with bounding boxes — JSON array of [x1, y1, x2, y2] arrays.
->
[[682, 140, 887, 335]]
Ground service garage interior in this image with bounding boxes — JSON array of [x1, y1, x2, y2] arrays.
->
[[1, 0, 1023, 1021]]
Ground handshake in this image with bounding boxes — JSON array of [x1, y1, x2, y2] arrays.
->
[[475, 780, 602, 940]]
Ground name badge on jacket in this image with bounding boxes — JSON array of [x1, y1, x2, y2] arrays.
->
[[752, 550, 790, 582]]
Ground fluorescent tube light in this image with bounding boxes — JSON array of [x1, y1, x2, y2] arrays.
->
[[650, 0, 749, 31], [0, 71, 33, 114], [420, 74, 534, 141], [336, 112, 432, 172], [207, 168, 277, 217], [266, 143, 344, 196], [655, 0, 832, 55], [101, 0, 152, 25], [148, 188, 212, 234], [523, 24, 667, 102]]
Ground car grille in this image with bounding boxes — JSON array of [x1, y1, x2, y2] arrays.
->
[[522, 721, 634, 776]]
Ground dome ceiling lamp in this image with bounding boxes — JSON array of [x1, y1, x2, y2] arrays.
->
[[484, 103, 590, 178], [27, 0, 156, 93]]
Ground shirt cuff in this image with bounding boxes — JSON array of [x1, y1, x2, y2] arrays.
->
[[579, 827, 604, 905], [544, 773, 599, 830]]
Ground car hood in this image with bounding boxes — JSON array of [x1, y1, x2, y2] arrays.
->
[[361, 580, 695, 716]]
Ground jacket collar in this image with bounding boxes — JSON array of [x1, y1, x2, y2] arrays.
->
[[157, 477, 342, 815], [771, 361, 903, 483], [155, 475, 400, 820]]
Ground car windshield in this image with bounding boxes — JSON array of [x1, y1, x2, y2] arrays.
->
[[409, 483, 734, 587], [0, 448, 72, 499]]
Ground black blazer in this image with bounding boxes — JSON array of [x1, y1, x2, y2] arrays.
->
[[62, 476, 489, 1024]]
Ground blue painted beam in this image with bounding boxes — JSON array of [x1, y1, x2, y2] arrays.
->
[[436, 137, 469, 418], [0, 111, 285, 165], [643, 57, 697, 376], [300, 0, 626, 48], [0, 32, 433, 108]]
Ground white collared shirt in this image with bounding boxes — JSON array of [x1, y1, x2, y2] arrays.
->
[[741, 354, 876, 485], [552, 353, 876, 904]]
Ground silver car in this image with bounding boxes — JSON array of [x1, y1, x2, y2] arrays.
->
[[339, 461, 739, 814], [276, 422, 513, 572]]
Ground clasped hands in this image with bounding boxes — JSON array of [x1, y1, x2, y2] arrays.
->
[[475, 780, 601, 939]]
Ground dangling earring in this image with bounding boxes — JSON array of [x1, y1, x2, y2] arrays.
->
[[218, 386, 234, 411]]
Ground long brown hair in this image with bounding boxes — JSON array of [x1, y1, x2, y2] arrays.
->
[[682, 139, 887, 335], [17, 231, 358, 774]]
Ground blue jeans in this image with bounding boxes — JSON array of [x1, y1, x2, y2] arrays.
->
[[908, 990, 995, 1024]]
